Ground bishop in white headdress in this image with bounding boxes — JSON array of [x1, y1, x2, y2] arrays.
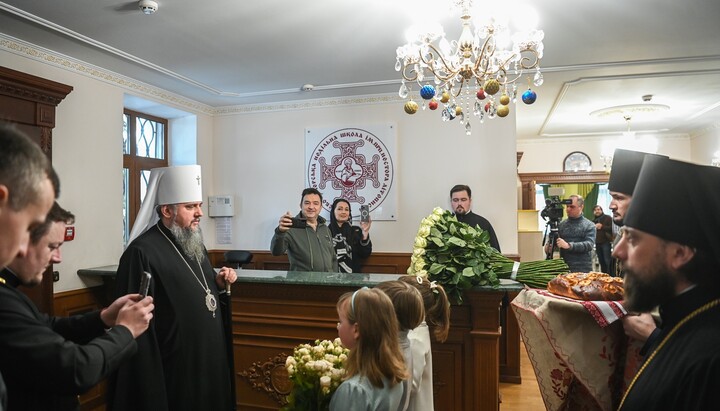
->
[[111, 164, 238, 411], [127, 165, 203, 244]]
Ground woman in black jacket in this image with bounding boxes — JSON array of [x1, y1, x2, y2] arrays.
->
[[329, 198, 372, 273]]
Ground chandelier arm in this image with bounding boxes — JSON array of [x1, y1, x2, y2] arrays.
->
[[517, 50, 541, 70], [400, 63, 420, 83], [451, 80, 467, 97], [471, 36, 495, 76], [421, 44, 461, 83]]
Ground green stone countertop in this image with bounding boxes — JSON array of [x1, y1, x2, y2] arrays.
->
[[78, 265, 523, 291]]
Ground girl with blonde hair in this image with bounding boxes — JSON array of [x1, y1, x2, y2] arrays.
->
[[331, 287, 407, 411]]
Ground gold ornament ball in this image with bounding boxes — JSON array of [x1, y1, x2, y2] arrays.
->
[[500, 94, 510, 105], [484, 79, 500, 95], [497, 105, 510, 117], [404, 101, 419, 114], [440, 91, 451, 103], [455, 106, 463, 116]]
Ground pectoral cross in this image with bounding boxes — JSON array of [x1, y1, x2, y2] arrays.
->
[[196, 175, 201, 186]]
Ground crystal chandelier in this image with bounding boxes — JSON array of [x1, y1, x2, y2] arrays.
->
[[395, 0, 544, 135]]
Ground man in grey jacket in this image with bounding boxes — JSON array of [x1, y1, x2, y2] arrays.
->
[[271, 188, 338, 272], [545, 194, 595, 272]]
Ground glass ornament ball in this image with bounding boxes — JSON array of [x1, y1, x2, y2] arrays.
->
[[428, 99, 439, 110], [497, 105, 510, 117], [522, 89, 537, 104], [476, 88, 486, 100], [484, 79, 500, 95], [420, 85, 436, 100], [404, 101, 419, 114], [440, 91, 451, 103]]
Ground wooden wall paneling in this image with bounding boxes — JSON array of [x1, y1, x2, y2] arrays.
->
[[53, 288, 106, 411]]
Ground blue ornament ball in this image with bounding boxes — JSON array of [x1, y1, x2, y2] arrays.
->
[[522, 89, 537, 105], [420, 85, 436, 100]]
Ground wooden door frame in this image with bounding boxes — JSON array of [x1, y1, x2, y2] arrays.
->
[[518, 171, 609, 210]]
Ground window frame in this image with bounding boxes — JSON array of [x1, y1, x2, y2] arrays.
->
[[123, 108, 168, 243]]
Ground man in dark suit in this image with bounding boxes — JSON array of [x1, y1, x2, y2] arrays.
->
[[450, 184, 501, 252], [0, 124, 57, 411], [0, 199, 154, 411]]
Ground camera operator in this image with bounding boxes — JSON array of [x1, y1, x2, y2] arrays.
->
[[270, 188, 338, 272], [544, 194, 595, 272]]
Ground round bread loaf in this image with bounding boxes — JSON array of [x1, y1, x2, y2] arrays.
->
[[547, 272, 624, 301]]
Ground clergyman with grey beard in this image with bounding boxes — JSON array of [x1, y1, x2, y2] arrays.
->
[[109, 165, 238, 411]]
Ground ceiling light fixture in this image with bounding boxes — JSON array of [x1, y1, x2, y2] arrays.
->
[[395, 0, 544, 135]]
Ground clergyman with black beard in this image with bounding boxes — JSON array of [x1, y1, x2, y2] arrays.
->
[[110, 165, 238, 411], [612, 156, 720, 411]]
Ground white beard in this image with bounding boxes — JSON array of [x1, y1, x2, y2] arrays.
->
[[170, 224, 205, 263]]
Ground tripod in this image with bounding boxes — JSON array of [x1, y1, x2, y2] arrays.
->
[[542, 219, 560, 260]]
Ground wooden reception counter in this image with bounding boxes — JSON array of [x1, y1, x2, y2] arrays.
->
[[78, 267, 522, 411]]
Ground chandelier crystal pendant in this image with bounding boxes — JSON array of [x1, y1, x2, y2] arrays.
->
[[395, 0, 544, 135]]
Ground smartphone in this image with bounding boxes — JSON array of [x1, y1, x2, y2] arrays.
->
[[139, 271, 152, 297], [290, 217, 308, 228], [359, 205, 370, 223]]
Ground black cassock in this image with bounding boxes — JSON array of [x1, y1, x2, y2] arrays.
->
[[109, 223, 234, 411], [619, 286, 720, 411]]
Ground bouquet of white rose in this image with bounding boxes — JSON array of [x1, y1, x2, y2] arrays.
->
[[408, 207, 569, 303], [282, 338, 350, 411]]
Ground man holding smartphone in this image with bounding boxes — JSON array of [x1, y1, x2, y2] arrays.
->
[[271, 188, 338, 272], [0, 201, 154, 411]]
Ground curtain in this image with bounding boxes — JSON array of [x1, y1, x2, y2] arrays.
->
[[542, 183, 599, 220]]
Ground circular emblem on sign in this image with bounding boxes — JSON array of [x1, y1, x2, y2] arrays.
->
[[307, 128, 394, 212]]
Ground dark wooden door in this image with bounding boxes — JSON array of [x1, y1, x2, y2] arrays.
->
[[0, 66, 73, 315]]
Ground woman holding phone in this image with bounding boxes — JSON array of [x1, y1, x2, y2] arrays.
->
[[329, 198, 372, 273]]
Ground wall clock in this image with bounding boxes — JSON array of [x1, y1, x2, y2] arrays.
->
[[563, 151, 592, 172]]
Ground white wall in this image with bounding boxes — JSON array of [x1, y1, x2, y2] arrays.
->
[[690, 126, 720, 165], [211, 102, 519, 255], [517, 135, 693, 173]]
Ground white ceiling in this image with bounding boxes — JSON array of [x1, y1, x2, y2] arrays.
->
[[2, 0, 720, 140]]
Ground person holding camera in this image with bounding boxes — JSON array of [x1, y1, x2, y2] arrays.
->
[[329, 198, 372, 273], [271, 188, 338, 272], [544, 194, 595, 272]]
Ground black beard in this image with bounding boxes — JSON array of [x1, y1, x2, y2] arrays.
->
[[170, 224, 205, 263], [623, 263, 677, 312]]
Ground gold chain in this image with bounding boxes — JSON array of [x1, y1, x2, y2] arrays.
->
[[617, 298, 720, 410]]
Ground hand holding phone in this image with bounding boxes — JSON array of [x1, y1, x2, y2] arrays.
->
[[139, 271, 152, 297], [359, 205, 370, 223], [290, 217, 308, 228]]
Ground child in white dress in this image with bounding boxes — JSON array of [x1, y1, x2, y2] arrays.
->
[[400, 275, 451, 411], [376, 280, 425, 411]]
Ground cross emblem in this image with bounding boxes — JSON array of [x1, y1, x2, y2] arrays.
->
[[196, 175, 201, 186], [317, 140, 380, 203]]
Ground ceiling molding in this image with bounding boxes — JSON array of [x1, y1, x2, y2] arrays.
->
[[0, 33, 215, 115], [0, 33, 406, 116]]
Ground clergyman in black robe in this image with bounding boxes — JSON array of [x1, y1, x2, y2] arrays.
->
[[108, 165, 237, 411], [613, 156, 720, 411]]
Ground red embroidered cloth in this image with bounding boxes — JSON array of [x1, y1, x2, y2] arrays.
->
[[511, 288, 643, 411]]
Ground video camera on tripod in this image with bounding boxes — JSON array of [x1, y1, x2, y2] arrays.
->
[[541, 187, 573, 260]]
